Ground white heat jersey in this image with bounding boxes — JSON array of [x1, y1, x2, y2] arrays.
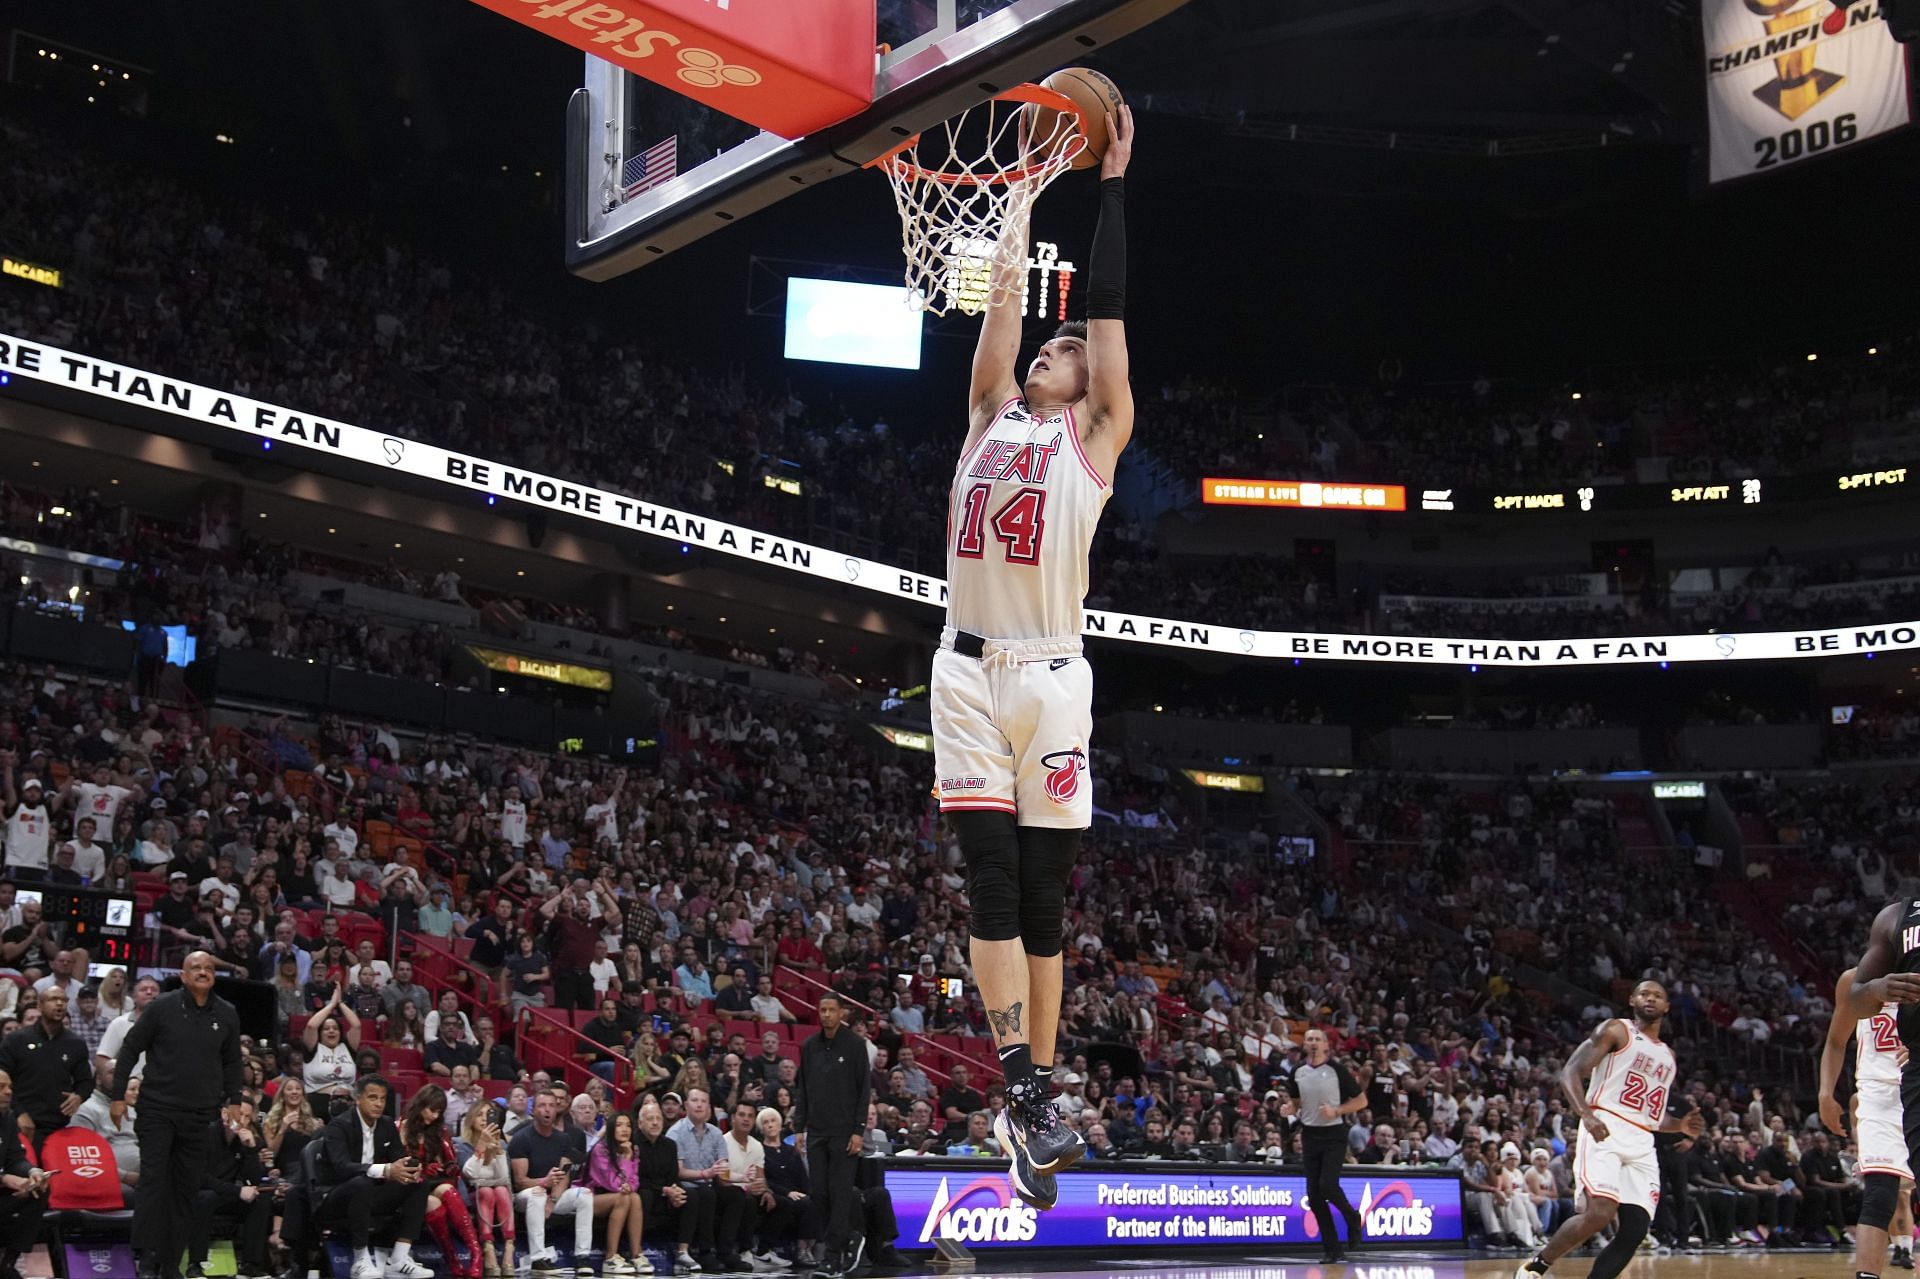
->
[[946, 396, 1110, 642], [1586, 1020, 1677, 1131], [4, 803, 49, 871], [499, 797, 528, 848], [1859, 1003, 1903, 1085]]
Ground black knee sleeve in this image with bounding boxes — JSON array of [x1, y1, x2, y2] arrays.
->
[[1612, 1204, 1650, 1248], [1863, 1171, 1902, 1231], [1015, 826, 1081, 956], [951, 811, 1022, 942]]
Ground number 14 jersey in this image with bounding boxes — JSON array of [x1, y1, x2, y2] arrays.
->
[[947, 397, 1111, 642]]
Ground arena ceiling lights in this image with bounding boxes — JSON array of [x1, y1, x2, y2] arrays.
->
[[3, 330, 1917, 671]]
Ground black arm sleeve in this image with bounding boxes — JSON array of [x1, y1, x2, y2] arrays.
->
[[1085, 178, 1127, 320]]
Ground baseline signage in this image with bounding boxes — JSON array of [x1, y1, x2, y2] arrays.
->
[[6, 331, 1920, 670], [885, 1161, 1463, 1251], [1702, 0, 1910, 184]]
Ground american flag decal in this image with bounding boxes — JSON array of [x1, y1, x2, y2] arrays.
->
[[622, 135, 678, 199]]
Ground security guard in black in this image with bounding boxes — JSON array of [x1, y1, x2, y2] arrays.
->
[[109, 952, 244, 1279]]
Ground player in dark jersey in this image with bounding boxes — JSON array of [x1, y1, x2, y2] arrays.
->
[[1843, 901, 1920, 1279]]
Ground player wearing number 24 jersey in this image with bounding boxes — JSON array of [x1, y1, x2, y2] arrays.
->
[[1518, 981, 1703, 1279]]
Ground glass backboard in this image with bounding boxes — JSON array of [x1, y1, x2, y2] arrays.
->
[[566, 0, 1189, 280]]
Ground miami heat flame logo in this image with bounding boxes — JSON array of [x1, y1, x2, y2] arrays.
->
[[1041, 747, 1086, 804]]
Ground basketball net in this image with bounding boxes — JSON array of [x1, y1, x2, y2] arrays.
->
[[870, 85, 1087, 317]]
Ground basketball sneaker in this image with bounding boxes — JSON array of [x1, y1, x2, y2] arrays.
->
[[1002, 1095, 1084, 1176], [994, 1109, 1058, 1210]]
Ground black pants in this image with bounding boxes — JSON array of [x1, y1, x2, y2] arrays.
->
[[1695, 1186, 1737, 1239], [134, 1105, 215, 1276], [1302, 1130, 1363, 1250], [856, 1181, 899, 1248], [676, 1182, 722, 1252], [0, 1191, 44, 1262], [192, 1188, 274, 1270], [807, 1135, 863, 1251], [744, 1192, 801, 1253], [319, 1176, 429, 1248], [1653, 1145, 1693, 1242], [553, 970, 595, 1011], [712, 1183, 754, 1259], [641, 1187, 709, 1249]]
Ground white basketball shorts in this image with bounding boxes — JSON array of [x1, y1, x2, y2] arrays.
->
[[1574, 1114, 1659, 1215], [931, 629, 1093, 830], [1859, 1079, 1914, 1179]]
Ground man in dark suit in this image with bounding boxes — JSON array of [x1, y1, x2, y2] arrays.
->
[[0, 1070, 51, 1279], [191, 1098, 275, 1279], [315, 1075, 432, 1279]]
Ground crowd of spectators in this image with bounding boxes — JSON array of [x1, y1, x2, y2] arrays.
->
[[1144, 345, 1920, 491], [0, 588, 1894, 1269], [6, 107, 1920, 647], [5, 100, 1919, 1273]]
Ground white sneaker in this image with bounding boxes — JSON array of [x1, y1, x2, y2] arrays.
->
[[607, 1259, 636, 1275], [351, 1262, 384, 1279], [675, 1252, 703, 1273], [387, 1260, 436, 1279], [632, 1254, 657, 1274], [757, 1252, 793, 1270]]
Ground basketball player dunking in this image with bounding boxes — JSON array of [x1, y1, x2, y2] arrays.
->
[[932, 104, 1134, 1211], [1841, 902, 1920, 1279], [1517, 980, 1704, 1279], [1822, 965, 1916, 1277]]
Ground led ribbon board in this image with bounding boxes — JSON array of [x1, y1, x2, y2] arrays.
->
[[4, 331, 1918, 669]]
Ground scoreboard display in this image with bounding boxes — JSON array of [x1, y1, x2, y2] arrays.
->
[[16, 885, 142, 968]]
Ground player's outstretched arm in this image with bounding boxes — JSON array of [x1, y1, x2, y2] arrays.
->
[[1082, 106, 1135, 481], [967, 191, 1031, 441], [1820, 967, 1859, 1135]]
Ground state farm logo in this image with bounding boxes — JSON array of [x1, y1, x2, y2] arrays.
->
[[917, 1176, 1039, 1244], [510, 0, 763, 90], [1301, 1182, 1434, 1240]]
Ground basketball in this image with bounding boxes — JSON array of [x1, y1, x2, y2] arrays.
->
[[1027, 67, 1124, 170]]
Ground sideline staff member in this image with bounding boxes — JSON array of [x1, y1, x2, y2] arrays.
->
[[793, 994, 870, 1276], [110, 951, 243, 1279], [1286, 1027, 1368, 1264]]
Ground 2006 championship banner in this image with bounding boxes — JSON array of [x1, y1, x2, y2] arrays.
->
[[886, 1162, 1464, 1251], [1704, 0, 1910, 183], [5, 331, 1920, 670]]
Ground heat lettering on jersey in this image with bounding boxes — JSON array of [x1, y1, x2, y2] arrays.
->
[[967, 434, 1061, 484], [1905, 924, 1920, 953], [946, 399, 1109, 641]]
